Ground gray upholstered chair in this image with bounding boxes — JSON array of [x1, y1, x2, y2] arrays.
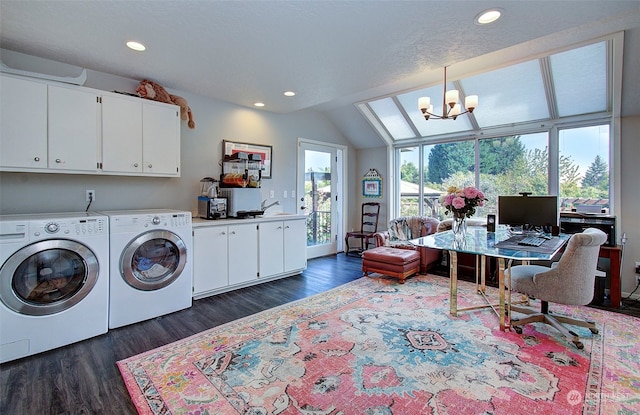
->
[[506, 228, 607, 349]]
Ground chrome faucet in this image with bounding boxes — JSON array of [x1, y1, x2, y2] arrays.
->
[[261, 200, 280, 211]]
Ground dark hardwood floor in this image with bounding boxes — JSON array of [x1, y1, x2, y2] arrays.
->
[[1, 253, 637, 414], [0, 254, 364, 415]]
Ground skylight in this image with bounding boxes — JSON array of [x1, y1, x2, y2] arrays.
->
[[359, 41, 610, 142]]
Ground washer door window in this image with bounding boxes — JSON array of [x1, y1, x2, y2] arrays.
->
[[121, 230, 187, 291], [0, 240, 99, 316]]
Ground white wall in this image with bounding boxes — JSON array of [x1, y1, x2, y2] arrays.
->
[[0, 67, 355, 218], [353, 147, 389, 232], [620, 114, 640, 295]]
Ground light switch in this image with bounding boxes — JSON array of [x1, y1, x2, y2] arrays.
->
[[291, 190, 295, 198], [269, 190, 275, 198]]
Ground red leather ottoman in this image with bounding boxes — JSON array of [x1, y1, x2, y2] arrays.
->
[[362, 247, 420, 283]]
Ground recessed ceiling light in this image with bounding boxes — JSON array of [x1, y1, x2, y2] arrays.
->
[[283, 91, 296, 97], [254, 102, 265, 107], [126, 41, 146, 51], [475, 8, 502, 25]]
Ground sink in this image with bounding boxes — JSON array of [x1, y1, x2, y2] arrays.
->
[[263, 211, 294, 217]]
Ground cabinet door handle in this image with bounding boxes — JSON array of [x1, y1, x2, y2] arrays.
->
[[134, 163, 139, 168], [277, 226, 283, 229], [148, 164, 153, 168], [231, 231, 236, 235], [285, 225, 290, 229], [34, 157, 40, 162], [221, 231, 226, 235], [55, 158, 62, 163]]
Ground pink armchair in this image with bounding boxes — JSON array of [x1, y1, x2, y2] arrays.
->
[[374, 216, 441, 273]]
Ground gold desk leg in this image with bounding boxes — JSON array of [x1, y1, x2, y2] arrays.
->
[[498, 257, 506, 331], [449, 250, 458, 317], [480, 255, 486, 294]]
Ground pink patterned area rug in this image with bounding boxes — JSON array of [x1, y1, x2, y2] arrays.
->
[[117, 274, 640, 414]]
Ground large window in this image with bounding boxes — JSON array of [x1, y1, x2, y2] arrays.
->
[[478, 133, 549, 215], [559, 125, 610, 212], [396, 124, 611, 220]]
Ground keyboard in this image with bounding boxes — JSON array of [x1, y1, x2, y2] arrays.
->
[[518, 236, 547, 247]]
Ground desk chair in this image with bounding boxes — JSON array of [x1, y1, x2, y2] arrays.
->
[[345, 202, 380, 257], [506, 228, 607, 349]]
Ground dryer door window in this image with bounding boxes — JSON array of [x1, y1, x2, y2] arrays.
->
[[120, 230, 187, 291], [0, 240, 99, 316]]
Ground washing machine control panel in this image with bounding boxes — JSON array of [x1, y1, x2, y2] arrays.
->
[[31, 217, 108, 239], [143, 213, 191, 228], [45, 222, 60, 233]]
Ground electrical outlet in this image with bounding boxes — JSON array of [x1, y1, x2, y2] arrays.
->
[[269, 190, 275, 198], [85, 189, 95, 202], [291, 190, 295, 198]]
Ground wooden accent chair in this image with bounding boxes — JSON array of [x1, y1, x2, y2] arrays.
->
[[345, 202, 381, 257]]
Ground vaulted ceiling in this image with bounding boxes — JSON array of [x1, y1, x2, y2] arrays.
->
[[1, 1, 639, 149]]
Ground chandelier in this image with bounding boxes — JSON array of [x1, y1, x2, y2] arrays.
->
[[418, 67, 478, 120]]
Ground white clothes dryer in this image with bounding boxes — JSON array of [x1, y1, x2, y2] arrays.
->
[[0, 212, 109, 363], [101, 210, 193, 329]]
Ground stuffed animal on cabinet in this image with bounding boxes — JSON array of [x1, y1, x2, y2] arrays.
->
[[136, 79, 195, 129]]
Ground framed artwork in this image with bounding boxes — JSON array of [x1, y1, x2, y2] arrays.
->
[[223, 140, 273, 178], [362, 169, 382, 198]]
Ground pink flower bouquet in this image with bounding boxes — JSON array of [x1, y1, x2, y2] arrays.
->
[[441, 186, 486, 218]]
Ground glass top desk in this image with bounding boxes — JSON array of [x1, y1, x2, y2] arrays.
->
[[410, 226, 569, 331]]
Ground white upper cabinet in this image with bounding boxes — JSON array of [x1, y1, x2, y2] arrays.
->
[[0, 74, 181, 177], [102, 94, 180, 176], [101, 94, 143, 174], [0, 74, 48, 169], [142, 101, 180, 176], [47, 84, 100, 172]]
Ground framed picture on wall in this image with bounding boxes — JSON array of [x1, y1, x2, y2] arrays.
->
[[223, 140, 273, 178], [362, 169, 382, 198]]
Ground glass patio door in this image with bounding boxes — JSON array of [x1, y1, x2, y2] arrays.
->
[[297, 140, 342, 259]]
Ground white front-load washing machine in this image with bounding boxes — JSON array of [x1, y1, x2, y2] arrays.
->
[[0, 212, 109, 363], [101, 209, 193, 329]]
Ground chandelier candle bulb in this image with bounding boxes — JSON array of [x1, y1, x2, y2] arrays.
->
[[445, 89, 459, 107], [465, 95, 478, 111], [418, 97, 430, 111], [450, 104, 462, 118]]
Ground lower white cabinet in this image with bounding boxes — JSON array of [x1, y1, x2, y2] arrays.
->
[[228, 223, 259, 285], [193, 217, 307, 298], [259, 219, 307, 278], [284, 219, 307, 272], [192, 222, 258, 296], [193, 226, 229, 294]]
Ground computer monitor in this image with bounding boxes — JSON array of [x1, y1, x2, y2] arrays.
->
[[498, 195, 559, 230]]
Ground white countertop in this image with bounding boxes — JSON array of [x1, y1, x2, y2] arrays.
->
[[192, 213, 307, 228]]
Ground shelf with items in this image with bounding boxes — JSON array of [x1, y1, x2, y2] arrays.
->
[[220, 152, 262, 188]]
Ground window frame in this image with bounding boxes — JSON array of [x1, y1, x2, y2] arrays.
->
[[392, 117, 615, 220]]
